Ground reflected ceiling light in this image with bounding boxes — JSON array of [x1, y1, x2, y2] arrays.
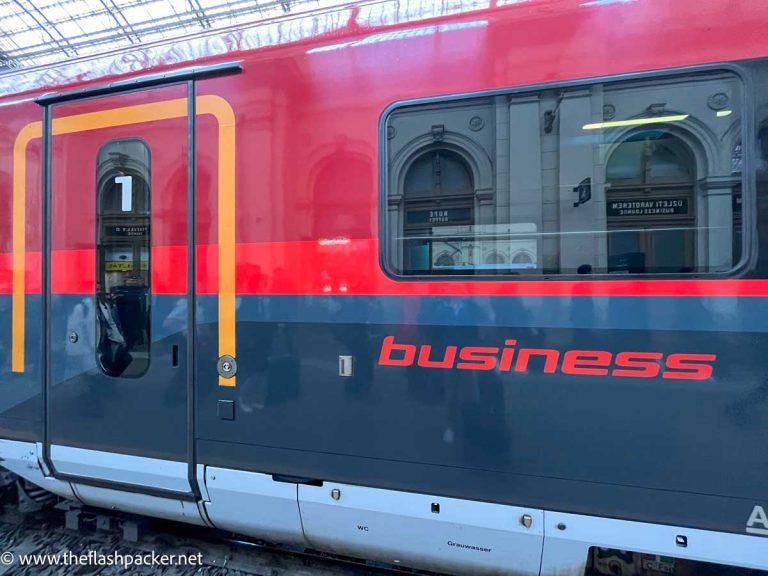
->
[[308, 20, 486, 53], [318, 237, 351, 246], [582, 114, 689, 130], [581, 0, 635, 5], [716, 109, 733, 117]]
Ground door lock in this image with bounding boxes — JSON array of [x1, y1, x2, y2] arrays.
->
[[68, 332, 79, 344], [217, 355, 237, 378]]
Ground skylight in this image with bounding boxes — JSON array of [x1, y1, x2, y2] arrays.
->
[[0, 0, 351, 69]]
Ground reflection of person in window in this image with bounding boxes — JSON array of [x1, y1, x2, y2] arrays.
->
[[97, 293, 132, 375], [115, 276, 148, 348]]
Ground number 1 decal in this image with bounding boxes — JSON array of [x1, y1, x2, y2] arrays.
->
[[115, 175, 133, 212]]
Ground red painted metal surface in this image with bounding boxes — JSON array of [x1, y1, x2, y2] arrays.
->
[[0, 0, 767, 297], [0, 100, 42, 293], [50, 85, 189, 296]]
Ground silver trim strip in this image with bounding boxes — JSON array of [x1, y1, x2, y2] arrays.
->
[[50, 445, 189, 493], [72, 483, 205, 526]]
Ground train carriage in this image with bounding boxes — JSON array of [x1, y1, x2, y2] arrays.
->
[[0, 0, 767, 574]]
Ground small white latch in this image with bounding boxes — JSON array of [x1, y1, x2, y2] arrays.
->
[[339, 356, 354, 377]]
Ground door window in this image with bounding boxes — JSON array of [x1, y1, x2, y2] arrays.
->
[[95, 139, 151, 377]]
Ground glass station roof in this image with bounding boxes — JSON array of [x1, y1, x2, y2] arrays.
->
[[0, 0, 349, 69]]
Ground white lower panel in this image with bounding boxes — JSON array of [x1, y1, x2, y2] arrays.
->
[[204, 467, 306, 546], [299, 482, 543, 575], [7, 439, 766, 574], [0, 439, 75, 499], [72, 484, 204, 526], [51, 445, 189, 492], [540, 511, 768, 574]]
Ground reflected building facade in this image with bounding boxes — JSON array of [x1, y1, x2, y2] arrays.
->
[[386, 72, 743, 275]]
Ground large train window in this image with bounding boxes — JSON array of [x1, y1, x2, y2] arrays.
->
[[95, 139, 151, 377], [383, 70, 745, 276]]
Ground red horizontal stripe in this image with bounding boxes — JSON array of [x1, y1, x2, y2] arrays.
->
[[225, 239, 768, 297], [50, 247, 187, 294], [0, 246, 188, 295], [0, 252, 42, 294], [153, 245, 187, 295], [3, 240, 768, 297], [52, 249, 94, 294]]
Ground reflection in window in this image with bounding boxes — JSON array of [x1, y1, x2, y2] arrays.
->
[[512, 252, 533, 265], [96, 139, 151, 377], [732, 139, 743, 265], [402, 149, 476, 273], [606, 132, 695, 273], [486, 251, 506, 265], [404, 149, 473, 197], [385, 71, 744, 276]]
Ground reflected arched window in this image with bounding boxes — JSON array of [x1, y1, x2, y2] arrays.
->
[[401, 148, 475, 274], [434, 253, 456, 268], [485, 251, 507, 265], [311, 153, 372, 240], [404, 149, 473, 198], [512, 252, 533, 265], [606, 131, 695, 273], [606, 131, 693, 184]]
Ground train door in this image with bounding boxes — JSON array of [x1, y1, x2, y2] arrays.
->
[[44, 84, 194, 496]]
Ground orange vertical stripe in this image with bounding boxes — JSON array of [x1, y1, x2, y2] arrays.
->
[[12, 122, 42, 373], [197, 95, 237, 387]]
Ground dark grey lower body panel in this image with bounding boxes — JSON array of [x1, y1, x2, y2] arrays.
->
[[0, 417, 41, 443], [194, 295, 768, 539]]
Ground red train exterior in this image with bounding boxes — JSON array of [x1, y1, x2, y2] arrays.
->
[[0, 1, 767, 574]]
